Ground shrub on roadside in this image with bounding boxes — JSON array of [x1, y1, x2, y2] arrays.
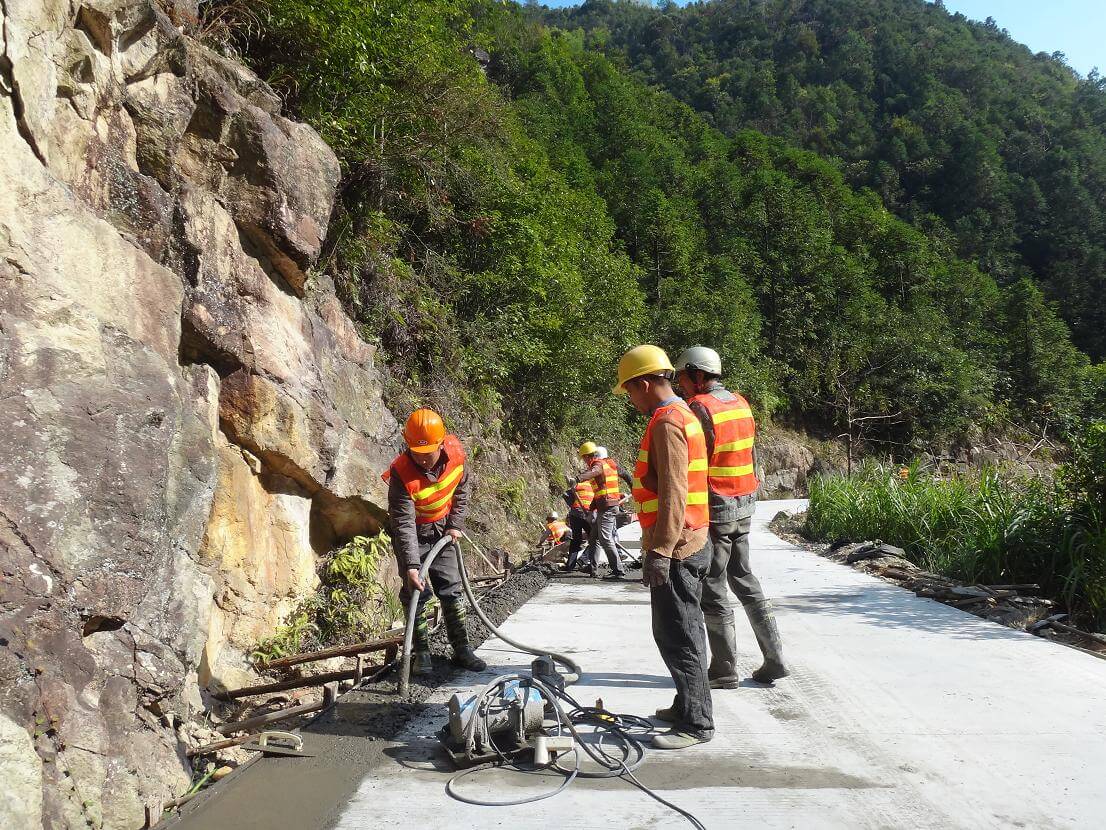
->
[[807, 422, 1106, 631]]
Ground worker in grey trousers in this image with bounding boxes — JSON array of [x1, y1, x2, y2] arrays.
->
[[675, 346, 789, 686]]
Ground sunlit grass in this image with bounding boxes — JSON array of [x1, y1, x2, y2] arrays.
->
[[807, 461, 1106, 632]]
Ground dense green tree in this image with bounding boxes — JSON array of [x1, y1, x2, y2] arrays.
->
[[544, 0, 1106, 359]]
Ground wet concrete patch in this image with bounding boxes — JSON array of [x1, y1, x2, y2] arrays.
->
[[168, 563, 554, 830]]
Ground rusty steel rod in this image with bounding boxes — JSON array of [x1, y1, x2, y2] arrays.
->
[[215, 683, 338, 735], [258, 633, 402, 671]]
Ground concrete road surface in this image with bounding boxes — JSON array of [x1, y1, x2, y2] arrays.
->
[[188, 500, 1106, 829]]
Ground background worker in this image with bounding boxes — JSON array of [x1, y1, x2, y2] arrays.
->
[[675, 346, 789, 685], [615, 345, 714, 750], [383, 408, 487, 675], [540, 512, 572, 550], [597, 446, 638, 567], [561, 476, 595, 571], [576, 440, 628, 579]]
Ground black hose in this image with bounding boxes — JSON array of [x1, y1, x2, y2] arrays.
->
[[398, 535, 453, 699]]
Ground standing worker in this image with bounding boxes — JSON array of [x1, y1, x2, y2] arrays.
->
[[383, 408, 487, 675], [575, 440, 628, 579], [561, 476, 595, 572], [675, 346, 789, 685], [615, 345, 714, 749]]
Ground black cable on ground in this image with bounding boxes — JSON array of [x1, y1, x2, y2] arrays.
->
[[445, 676, 707, 829]]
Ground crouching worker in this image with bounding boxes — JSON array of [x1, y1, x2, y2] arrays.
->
[[615, 345, 714, 749], [540, 512, 572, 551], [383, 408, 487, 675]]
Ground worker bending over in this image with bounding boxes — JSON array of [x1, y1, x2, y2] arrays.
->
[[615, 345, 714, 749], [383, 408, 487, 675], [675, 347, 788, 685], [575, 440, 628, 579], [540, 512, 572, 550]]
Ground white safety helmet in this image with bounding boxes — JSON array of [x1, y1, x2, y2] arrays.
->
[[596, 446, 609, 459], [675, 346, 722, 377], [547, 511, 559, 521]]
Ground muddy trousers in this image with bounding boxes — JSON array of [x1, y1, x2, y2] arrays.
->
[[398, 540, 470, 655], [587, 503, 626, 575], [651, 544, 714, 737], [700, 509, 786, 679]]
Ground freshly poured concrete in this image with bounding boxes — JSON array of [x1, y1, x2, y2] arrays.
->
[[333, 499, 1106, 829]]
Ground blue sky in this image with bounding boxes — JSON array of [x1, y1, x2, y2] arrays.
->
[[537, 1, 1103, 77]]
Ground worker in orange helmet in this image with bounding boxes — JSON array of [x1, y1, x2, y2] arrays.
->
[[382, 408, 486, 675]]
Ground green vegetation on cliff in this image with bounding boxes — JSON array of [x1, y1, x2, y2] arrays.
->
[[205, 0, 1101, 458]]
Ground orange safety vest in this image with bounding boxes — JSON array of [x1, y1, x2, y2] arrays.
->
[[690, 390, 759, 497], [381, 434, 466, 524], [573, 479, 595, 510], [546, 520, 569, 543], [632, 400, 709, 530], [592, 458, 621, 502]]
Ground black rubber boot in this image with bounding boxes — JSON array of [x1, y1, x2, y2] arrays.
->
[[705, 614, 741, 689], [443, 598, 487, 672], [411, 651, 433, 676], [746, 600, 789, 683]]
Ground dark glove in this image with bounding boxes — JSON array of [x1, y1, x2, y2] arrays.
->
[[642, 551, 671, 587]]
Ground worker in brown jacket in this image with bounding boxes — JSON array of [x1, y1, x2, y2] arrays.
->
[[614, 345, 714, 749]]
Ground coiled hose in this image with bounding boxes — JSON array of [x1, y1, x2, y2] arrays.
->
[[398, 532, 581, 699]]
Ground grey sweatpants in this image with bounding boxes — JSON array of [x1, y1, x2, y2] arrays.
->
[[700, 495, 764, 621], [587, 502, 625, 574], [651, 544, 714, 736]]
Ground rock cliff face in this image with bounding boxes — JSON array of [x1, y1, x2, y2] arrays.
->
[[0, 2, 402, 826]]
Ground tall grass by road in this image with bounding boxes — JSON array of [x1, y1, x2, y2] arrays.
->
[[806, 424, 1106, 631]]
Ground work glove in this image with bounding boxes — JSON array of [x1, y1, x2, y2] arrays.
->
[[642, 551, 671, 588]]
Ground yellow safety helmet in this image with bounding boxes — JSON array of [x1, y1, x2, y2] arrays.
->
[[613, 345, 675, 395], [578, 440, 598, 457]]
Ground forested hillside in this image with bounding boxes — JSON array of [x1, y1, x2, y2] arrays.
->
[[542, 0, 1106, 361], [205, 0, 1102, 456]]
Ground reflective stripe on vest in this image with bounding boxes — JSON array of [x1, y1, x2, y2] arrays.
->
[[691, 391, 758, 497], [547, 520, 569, 543], [381, 434, 466, 524], [574, 479, 595, 510], [632, 401, 709, 530], [592, 458, 621, 500]]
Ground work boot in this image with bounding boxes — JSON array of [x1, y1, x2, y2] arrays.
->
[[654, 695, 680, 723], [746, 600, 790, 683], [705, 614, 740, 689], [651, 730, 712, 750], [441, 598, 487, 672], [410, 650, 432, 676], [451, 646, 487, 673]]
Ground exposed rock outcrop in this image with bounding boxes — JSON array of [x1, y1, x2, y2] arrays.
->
[[0, 2, 400, 826]]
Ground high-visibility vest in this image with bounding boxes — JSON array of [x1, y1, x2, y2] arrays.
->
[[691, 390, 759, 497], [546, 520, 569, 543], [592, 458, 621, 502], [632, 401, 709, 530], [382, 434, 466, 524], [573, 479, 595, 510]]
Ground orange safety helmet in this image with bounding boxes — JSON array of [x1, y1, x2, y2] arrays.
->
[[403, 408, 446, 454]]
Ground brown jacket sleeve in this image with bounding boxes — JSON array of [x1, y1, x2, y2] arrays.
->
[[388, 473, 421, 570], [648, 413, 689, 558], [576, 460, 605, 483], [444, 468, 470, 532]]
